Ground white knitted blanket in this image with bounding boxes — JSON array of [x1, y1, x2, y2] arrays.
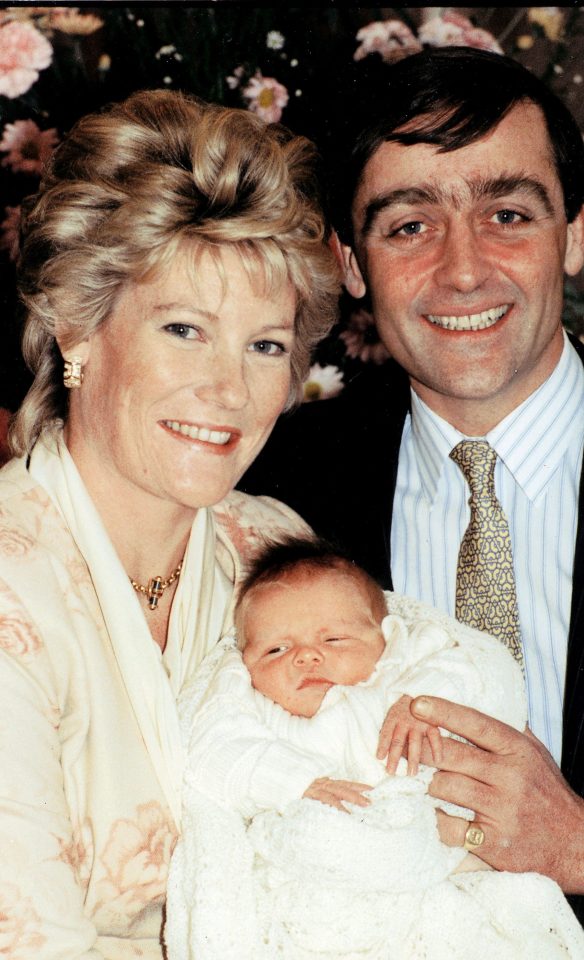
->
[[165, 595, 584, 959]]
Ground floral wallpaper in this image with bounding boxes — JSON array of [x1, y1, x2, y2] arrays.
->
[[1, 5, 584, 412]]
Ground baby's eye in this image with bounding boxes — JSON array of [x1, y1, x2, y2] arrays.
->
[[265, 645, 286, 656]]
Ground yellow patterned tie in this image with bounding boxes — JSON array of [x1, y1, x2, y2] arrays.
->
[[450, 440, 523, 666]]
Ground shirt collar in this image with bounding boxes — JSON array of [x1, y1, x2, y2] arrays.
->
[[410, 332, 584, 503]]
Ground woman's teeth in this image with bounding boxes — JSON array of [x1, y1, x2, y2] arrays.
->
[[427, 304, 509, 331], [163, 421, 231, 445]]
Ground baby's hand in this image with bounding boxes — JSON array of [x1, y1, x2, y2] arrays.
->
[[376, 694, 443, 776], [303, 777, 372, 812]]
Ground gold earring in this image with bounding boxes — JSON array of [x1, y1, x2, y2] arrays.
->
[[63, 356, 84, 389]]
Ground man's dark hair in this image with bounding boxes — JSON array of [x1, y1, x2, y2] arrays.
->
[[235, 535, 387, 641], [334, 46, 584, 243]]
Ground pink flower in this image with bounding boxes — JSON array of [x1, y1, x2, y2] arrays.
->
[[0, 20, 53, 98], [354, 20, 422, 64], [0, 605, 43, 659], [0, 119, 58, 175], [99, 801, 176, 919], [0, 882, 45, 959], [340, 308, 391, 365], [242, 71, 289, 123], [418, 12, 503, 54], [0, 205, 21, 262], [48, 8, 104, 36]]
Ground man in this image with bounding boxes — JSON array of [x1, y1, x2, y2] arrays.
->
[[240, 47, 584, 918]]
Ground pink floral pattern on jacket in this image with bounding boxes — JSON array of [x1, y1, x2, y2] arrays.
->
[[97, 802, 176, 922]]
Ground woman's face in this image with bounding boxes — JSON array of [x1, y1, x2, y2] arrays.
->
[[64, 246, 296, 514]]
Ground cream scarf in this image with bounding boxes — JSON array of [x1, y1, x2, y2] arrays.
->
[[29, 430, 233, 828]]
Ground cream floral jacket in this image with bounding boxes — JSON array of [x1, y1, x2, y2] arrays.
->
[[0, 447, 307, 960]]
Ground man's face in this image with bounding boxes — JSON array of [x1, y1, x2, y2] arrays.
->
[[345, 102, 584, 433]]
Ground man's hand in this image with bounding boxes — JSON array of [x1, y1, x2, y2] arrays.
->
[[411, 696, 584, 893], [303, 777, 372, 812], [377, 694, 443, 775]]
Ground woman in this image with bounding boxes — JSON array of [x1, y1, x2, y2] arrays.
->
[[0, 89, 339, 958]]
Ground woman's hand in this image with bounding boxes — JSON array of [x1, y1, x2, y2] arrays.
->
[[303, 777, 372, 812], [377, 694, 443, 775], [411, 696, 584, 893]]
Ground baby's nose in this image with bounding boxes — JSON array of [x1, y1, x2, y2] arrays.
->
[[293, 646, 323, 665]]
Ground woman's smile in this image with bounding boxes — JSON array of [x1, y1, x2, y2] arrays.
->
[[160, 419, 239, 451], [65, 245, 296, 516]]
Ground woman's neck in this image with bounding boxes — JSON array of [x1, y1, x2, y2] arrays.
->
[[65, 435, 197, 652]]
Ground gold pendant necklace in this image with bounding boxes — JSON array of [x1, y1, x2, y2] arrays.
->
[[130, 561, 183, 611]]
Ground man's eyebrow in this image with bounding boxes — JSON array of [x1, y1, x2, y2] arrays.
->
[[470, 175, 554, 215], [361, 187, 440, 237], [359, 175, 554, 238]]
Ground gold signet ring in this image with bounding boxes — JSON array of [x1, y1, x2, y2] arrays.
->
[[463, 823, 485, 851]]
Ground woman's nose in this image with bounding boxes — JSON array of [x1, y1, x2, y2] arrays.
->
[[195, 353, 250, 410]]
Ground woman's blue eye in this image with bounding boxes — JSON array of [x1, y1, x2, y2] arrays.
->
[[251, 340, 286, 356], [164, 323, 198, 340]]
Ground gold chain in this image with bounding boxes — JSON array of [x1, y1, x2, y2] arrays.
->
[[130, 561, 183, 611]]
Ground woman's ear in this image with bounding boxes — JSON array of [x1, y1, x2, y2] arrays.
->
[[328, 231, 367, 299], [565, 206, 584, 277], [54, 329, 92, 367]]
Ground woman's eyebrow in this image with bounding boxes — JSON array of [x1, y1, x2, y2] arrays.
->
[[152, 303, 217, 319]]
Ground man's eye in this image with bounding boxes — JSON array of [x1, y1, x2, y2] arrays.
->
[[389, 221, 426, 238], [164, 323, 199, 340], [250, 340, 287, 356], [492, 209, 527, 225]]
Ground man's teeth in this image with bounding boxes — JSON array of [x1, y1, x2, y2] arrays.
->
[[427, 305, 509, 331], [164, 421, 231, 445]]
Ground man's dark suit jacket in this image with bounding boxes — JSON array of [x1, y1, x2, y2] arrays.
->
[[240, 343, 584, 919]]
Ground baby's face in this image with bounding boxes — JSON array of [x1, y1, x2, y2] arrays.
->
[[241, 568, 385, 717]]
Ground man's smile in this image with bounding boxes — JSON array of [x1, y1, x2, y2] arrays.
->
[[425, 304, 510, 332]]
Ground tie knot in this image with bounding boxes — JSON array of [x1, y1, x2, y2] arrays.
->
[[450, 440, 497, 497]]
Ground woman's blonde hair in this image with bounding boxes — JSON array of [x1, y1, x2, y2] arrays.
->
[[11, 89, 340, 455]]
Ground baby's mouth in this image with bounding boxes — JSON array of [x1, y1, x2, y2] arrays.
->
[[298, 677, 334, 690]]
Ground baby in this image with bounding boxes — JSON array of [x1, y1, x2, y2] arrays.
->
[[166, 537, 584, 960], [237, 535, 445, 808]]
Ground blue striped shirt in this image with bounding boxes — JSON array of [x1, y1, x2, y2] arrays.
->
[[391, 333, 584, 762]]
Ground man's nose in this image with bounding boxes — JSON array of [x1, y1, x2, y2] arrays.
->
[[293, 645, 323, 666], [434, 221, 492, 293]]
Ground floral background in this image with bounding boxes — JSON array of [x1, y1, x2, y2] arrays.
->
[[1, 4, 584, 421]]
